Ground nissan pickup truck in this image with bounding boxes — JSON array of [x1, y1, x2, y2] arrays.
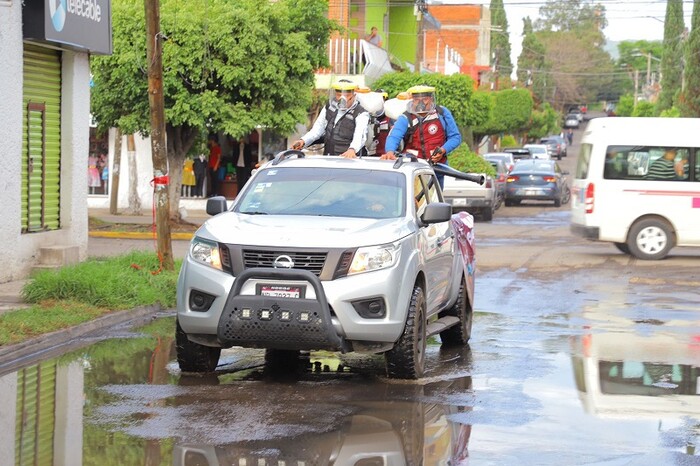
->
[[175, 151, 480, 379]]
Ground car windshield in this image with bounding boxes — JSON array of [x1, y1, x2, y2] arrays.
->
[[235, 167, 406, 219]]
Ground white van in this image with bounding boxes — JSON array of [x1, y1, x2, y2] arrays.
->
[[570, 117, 700, 260], [570, 331, 700, 420]]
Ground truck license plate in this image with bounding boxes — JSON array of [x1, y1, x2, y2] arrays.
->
[[260, 285, 302, 299], [452, 198, 467, 206]]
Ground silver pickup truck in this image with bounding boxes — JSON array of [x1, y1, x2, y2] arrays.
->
[[175, 152, 480, 379]]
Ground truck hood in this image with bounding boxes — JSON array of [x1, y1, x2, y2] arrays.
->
[[195, 212, 414, 248]]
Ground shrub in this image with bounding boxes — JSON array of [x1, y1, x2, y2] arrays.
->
[[501, 134, 518, 148], [448, 143, 496, 176]]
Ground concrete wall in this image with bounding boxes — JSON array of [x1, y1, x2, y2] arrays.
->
[[0, 1, 91, 283]]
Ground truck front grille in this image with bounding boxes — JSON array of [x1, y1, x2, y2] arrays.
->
[[242, 249, 327, 277]]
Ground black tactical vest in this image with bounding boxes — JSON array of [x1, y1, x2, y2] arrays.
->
[[323, 102, 366, 155]]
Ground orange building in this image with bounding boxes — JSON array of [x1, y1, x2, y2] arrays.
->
[[425, 4, 492, 85]]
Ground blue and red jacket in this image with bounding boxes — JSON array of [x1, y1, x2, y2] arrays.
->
[[384, 106, 461, 162]]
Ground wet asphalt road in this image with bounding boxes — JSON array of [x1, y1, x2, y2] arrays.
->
[[3, 119, 700, 465]]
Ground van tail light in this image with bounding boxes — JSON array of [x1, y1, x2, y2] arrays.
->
[[507, 175, 519, 183], [585, 182, 595, 214], [543, 176, 557, 183]]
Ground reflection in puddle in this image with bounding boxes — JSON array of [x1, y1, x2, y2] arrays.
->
[[0, 319, 474, 465], [2, 268, 700, 464]]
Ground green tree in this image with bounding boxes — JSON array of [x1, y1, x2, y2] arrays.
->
[[516, 17, 548, 103], [472, 89, 534, 139], [657, 0, 685, 114], [490, 0, 513, 81], [525, 103, 559, 140], [535, 0, 607, 32], [616, 40, 662, 98], [678, 0, 700, 116], [537, 27, 615, 111], [91, 0, 335, 219]]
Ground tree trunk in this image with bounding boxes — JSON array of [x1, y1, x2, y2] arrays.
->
[[166, 124, 199, 221], [126, 134, 141, 215], [109, 128, 122, 215]]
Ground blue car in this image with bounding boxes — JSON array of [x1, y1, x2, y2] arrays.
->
[[505, 159, 570, 207]]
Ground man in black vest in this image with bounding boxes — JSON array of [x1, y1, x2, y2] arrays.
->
[[291, 80, 370, 158]]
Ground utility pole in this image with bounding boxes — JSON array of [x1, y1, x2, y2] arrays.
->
[[491, 48, 500, 90], [144, 0, 174, 270], [646, 52, 652, 87]]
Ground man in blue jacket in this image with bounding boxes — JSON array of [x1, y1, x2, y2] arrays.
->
[[380, 85, 461, 186]]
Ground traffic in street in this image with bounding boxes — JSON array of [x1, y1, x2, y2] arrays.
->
[[2, 117, 698, 465]]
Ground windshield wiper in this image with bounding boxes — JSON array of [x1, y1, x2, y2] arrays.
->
[[240, 211, 268, 215]]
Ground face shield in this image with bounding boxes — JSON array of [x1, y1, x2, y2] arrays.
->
[[407, 93, 436, 115], [329, 85, 356, 110]]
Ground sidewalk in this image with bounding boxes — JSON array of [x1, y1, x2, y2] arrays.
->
[[0, 205, 210, 314]]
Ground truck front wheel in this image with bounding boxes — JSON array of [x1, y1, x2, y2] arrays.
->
[[385, 285, 427, 379], [176, 319, 221, 373]]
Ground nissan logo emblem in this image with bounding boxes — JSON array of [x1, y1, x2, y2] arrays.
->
[[273, 255, 294, 269]]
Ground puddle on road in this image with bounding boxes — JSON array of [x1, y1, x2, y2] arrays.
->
[[1, 267, 698, 465], [491, 209, 571, 227]]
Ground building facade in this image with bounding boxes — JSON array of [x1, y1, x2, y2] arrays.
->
[[0, 0, 111, 282]]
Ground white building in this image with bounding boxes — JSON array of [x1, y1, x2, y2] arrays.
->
[[0, 0, 112, 282]]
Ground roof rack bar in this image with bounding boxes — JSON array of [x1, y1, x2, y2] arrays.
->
[[272, 149, 306, 166], [392, 153, 420, 169]]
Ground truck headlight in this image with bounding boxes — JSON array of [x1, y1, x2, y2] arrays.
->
[[348, 244, 398, 275], [190, 238, 222, 270]]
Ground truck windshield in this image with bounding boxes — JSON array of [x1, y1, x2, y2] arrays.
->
[[235, 167, 406, 219]]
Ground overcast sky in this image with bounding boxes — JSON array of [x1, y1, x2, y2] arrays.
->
[[431, 0, 693, 71]]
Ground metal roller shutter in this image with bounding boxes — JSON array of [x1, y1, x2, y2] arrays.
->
[[15, 362, 57, 466], [22, 44, 61, 233]]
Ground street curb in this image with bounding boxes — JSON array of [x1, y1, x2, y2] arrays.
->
[[89, 231, 194, 240], [0, 304, 165, 375]]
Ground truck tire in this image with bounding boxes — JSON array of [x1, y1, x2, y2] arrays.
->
[[385, 285, 427, 379], [176, 319, 221, 373], [439, 274, 473, 346], [627, 217, 674, 260], [482, 206, 493, 222]]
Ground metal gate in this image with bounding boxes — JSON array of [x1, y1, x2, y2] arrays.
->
[[22, 44, 61, 233]]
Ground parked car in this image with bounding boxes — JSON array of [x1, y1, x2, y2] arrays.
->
[[488, 159, 507, 208], [505, 159, 570, 207], [176, 151, 477, 380], [483, 152, 515, 172], [568, 107, 584, 122], [564, 113, 580, 129], [540, 135, 567, 160], [502, 147, 532, 161], [443, 165, 499, 221], [523, 143, 550, 159]]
